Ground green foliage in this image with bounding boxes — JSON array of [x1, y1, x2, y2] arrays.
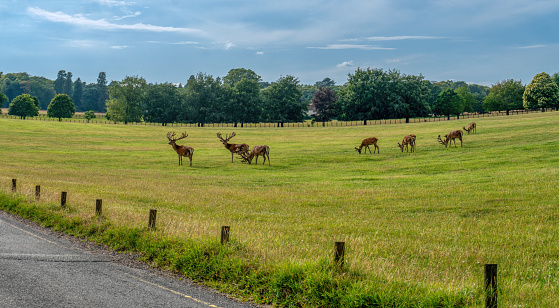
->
[[222, 68, 262, 125], [106, 76, 147, 124], [8, 93, 39, 119], [84, 110, 96, 122], [261, 75, 306, 124], [0, 92, 8, 108], [432, 88, 463, 118], [143, 83, 181, 125], [484, 79, 525, 113], [180, 72, 222, 125], [523, 72, 559, 110], [311, 86, 337, 122], [337, 68, 430, 121], [455, 85, 476, 113], [47, 94, 75, 121]]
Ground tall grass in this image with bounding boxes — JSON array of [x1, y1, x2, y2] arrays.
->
[[1, 112, 558, 306]]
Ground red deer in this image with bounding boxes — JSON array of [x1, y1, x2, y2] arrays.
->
[[463, 122, 476, 134], [244, 145, 270, 165], [217, 132, 249, 163], [355, 137, 379, 154], [398, 134, 416, 152], [167, 132, 194, 166], [437, 130, 463, 148]]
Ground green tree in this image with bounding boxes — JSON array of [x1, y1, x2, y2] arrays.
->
[[261, 75, 306, 126], [523, 72, 559, 111], [179, 73, 222, 126], [29, 76, 56, 110], [84, 110, 96, 122], [432, 88, 463, 119], [483, 79, 525, 115], [106, 76, 147, 124], [96, 72, 109, 112], [54, 70, 66, 94], [8, 94, 39, 119], [73, 78, 84, 111], [311, 87, 337, 124], [222, 68, 262, 127], [47, 94, 75, 121], [0, 92, 8, 109], [455, 85, 476, 113], [144, 83, 181, 126]]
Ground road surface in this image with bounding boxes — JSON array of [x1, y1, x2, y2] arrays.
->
[[0, 211, 261, 308]]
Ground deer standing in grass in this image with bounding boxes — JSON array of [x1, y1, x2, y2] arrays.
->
[[355, 137, 379, 154], [398, 134, 416, 152], [217, 132, 249, 163], [244, 145, 270, 165], [167, 132, 194, 166], [463, 122, 476, 134], [437, 130, 463, 148]]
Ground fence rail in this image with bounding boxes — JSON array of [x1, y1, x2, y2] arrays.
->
[[0, 108, 553, 128]]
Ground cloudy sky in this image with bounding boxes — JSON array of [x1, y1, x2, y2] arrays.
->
[[1, 0, 558, 86]]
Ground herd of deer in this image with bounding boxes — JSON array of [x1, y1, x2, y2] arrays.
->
[[166, 131, 270, 167], [355, 121, 477, 154], [166, 122, 477, 167]]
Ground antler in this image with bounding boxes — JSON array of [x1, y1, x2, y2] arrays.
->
[[217, 132, 236, 142], [176, 132, 188, 141], [437, 135, 446, 145], [167, 132, 176, 141]]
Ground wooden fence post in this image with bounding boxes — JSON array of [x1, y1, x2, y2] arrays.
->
[[96, 199, 102, 216], [484, 264, 498, 308], [221, 226, 230, 244], [60, 192, 67, 207], [148, 209, 157, 230], [35, 185, 40, 200], [334, 241, 345, 269], [11, 179, 16, 192]]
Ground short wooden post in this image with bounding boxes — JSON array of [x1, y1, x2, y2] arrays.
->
[[60, 192, 67, 207], [35, 185, 40, 200], [95, 199, 102, 216], [334, 241, 345, 269], [221, 226, 230, 244], [484, 264, 498, 308], [148, 209, 157, 230], [11, 179, 16, 192]]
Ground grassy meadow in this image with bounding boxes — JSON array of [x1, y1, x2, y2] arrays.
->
[[1, 111, 559, 307]]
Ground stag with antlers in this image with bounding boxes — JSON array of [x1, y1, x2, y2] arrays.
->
[[463, 122, 476, 134], [217, 132, 249, 163], [437, 130, 463, 148], [398, 134, 416, 152], [355, 137, 379, 154], [167, 132, 194, 166], [241, 145, 270, 165]]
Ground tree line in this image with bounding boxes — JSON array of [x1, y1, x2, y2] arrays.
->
[[2, 68, 558, 125]]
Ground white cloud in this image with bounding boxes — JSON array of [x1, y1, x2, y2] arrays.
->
[[113, 11, 141, 21], [256, 51, 264, 55], [308, 44, 395, 50], [94, 0, 135, 7], [111, 45, 130, 49], [224, 42, 235, 50], [516, 44, 546, 49], [365, 36, 446, 41], [336, 61, 354, 68], [27, 7, 203, 34]]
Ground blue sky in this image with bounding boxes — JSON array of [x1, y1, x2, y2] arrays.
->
[[1, 0, 558, 86]]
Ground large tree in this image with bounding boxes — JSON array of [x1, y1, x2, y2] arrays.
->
[[105, 76, 147, 124], [455, 85, 476, 113], [47, 94, 75, 121], [483, 79, 525, 115], [144, 83, 181, 126], [8, 94, 39, 119], [72, 78, 84, 111], [261, 75, 306, 126], [311, 86, 337, 124], [222, 68, 262, 127], [523, 72, 559, 111], [432, 88, 463, 119], [179, 73, 222, 126], [97, 72, 109, 112]]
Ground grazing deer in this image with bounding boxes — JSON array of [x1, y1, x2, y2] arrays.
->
[[243, 145, 270, 165], [355, 137, 379, 154], [463, 122, 476, 134], [437, 130, 463, 148], [398, 134, 416, 152], [217, 132, 249, 163], [167, 132, 194, 166]]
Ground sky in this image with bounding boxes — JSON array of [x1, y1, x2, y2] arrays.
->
[[1, 0, 559, 86]]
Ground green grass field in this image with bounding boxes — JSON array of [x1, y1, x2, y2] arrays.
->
[[1, 111, 558, 307]]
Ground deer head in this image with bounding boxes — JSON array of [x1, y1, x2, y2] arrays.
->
[[167, 132, 188, 145], [217, 132, 236, 145]]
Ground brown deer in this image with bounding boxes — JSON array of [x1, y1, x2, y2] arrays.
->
[[437, 130, 463, 148], [355, 137, 379, 154], [217, 132, 249, 163], [463, 122, 476, 134], [398, 134, 416, 152], [167, 132, 194, 166], [244, 145, 270, 165]]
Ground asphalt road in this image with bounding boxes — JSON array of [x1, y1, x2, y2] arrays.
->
[[0, 211, 261, 308]]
